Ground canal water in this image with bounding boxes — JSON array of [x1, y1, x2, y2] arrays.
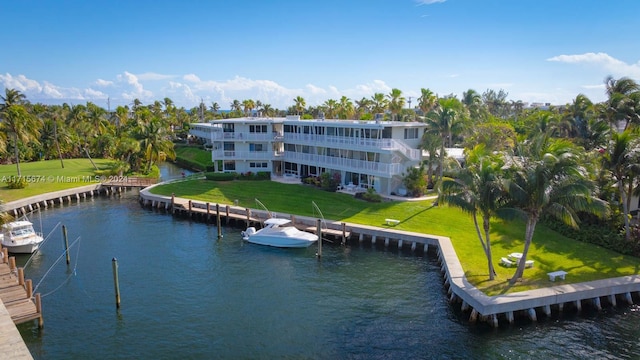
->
[[12, 169, 640, 359]]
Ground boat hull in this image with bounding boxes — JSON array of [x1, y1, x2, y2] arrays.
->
[[246, 235, 317, 248], [2, 242, 41, 254]]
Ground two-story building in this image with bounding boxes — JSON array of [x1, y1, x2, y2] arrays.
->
[[190, 115, 427, 196]]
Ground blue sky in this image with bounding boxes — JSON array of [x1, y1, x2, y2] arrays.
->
[[2, 0, 639, 110]]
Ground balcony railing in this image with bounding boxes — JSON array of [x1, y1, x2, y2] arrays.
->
[[210, 132, 283, 141], [283, 134, 421, 160], [283, 151, 403, 177], [212, 150, 284, 160]]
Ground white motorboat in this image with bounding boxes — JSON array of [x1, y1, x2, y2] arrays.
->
[[0, 220, 45, 254], [241, 218, 318, 248]]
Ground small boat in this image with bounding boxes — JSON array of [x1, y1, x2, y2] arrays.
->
[[242, 218, 318, 248], [0, 220, 45, 254]]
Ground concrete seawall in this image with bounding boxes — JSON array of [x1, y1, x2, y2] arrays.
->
[[139, 183, 640, 327]]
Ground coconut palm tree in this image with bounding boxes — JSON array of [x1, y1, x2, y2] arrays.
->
[[293, 96, 306, 115], [370, 93, 388, 117], [137, 117, 176, 173], [323, 99, 338, 119], [424, 97, 464, 184], [501, 135, 609, 284], [418, 88, 437, 118], [337, 96, 354, 119], [602, 130, 640, 240], [462, 89, 485, 121], [440, 145, 505, 280], [387, 88, 405, 121], [0, 88, 40, 176]]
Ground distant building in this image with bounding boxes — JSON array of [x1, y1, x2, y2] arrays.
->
[[190, 116, 427, 195]]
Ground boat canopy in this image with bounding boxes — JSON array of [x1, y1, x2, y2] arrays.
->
[[264, 218, 292, 226]]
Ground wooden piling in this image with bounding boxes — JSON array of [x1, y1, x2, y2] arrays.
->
[[171, 193, 175, 213], [216, 204, 222, 239], [188, 200, 192, 218], [316, 219, 322, 258], [225, 205, 230, 224], [26, 279, 32, 298], [112, 258, 121, 309], [35, 293, 43, 328], [245, 208, 251, 228], [341, 222, 346, 245], [9, 257, 16, 272], [17, 268, 24, 286], [63, 225, 70, 264], [206, 202, 211, 223], [2, 248, 7, 263]]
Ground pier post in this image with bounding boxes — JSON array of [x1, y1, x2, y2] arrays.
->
[[384, 237, 389, 248], [574, 300, 582, 312], [2, 248, 7, 263], [625, 292, 633, 305], [490, 314, 498, 328], [593, 297, 602, 311], [461, 301, 469, 312], [506, 311, 514, 324], [469, 309, 478, 324], [543, 305, 551, 317], [216, 204, 222, 239], [411, 242, 416, 251], [63, 225, 70, 264], [171, 193, 175, 213], [316, 219, 322, 258], [609, 294, 617, 307], [398, 239, 403, 250], [225, 205, 230, 224], [35, 293, 43, 328], [371, 235, 376, 246], [245, 208, 251, 228], [358, 233, 364, 244], [112, 258, 121, 309], [206, 202, 211, 223], [188, 200, 192, 218], [9, 256, 16, 272], [341, 223, 346, 246], [558, 302, 564, 312], [18, 267, 24, 286], [527, 308, 537, 322], [26, 279, 32, 298]]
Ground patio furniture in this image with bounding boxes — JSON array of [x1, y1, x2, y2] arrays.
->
[[547, 270, 568, 281]]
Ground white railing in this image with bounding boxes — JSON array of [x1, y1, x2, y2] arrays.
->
[[210, 132, 283, 141], [283, 152, 402, 176], [212, 150, 283, 160], [283, 134, 421, 161]]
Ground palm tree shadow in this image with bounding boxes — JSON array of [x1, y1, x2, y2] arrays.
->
[[396, 202, 438, 225]]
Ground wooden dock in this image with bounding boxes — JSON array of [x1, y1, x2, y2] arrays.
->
[[0, 251, 42, 326]]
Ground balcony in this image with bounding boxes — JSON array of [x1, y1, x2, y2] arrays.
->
[[212, 150, 284, 160], [283, 151, 403, 177], [210, 132, 283, 141], [283, 134, 421, 160]]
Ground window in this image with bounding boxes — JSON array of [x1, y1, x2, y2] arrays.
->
[[223, 123, 234, 132], [249, 125, 267, 133], [249, 143, 265, 152], [404, 128, 418, 139], [223, 142, 235, 151], [249, 162, 268, 168], [223, 161, 236, 171]]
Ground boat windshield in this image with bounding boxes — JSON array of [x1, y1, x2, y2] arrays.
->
[[11, 227, 34, 237]]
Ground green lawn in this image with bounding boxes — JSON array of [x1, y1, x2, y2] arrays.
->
[[175, 146, 213, 170], [0, 159, 112, 202], [150, 179, 640, 295]]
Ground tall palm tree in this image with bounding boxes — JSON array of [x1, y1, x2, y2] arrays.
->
[[462, 89, 485, 122], [501, 135, 609, 283], [138, 117, 176, 173], [387, 88, 405, 121], [604, 76, 640, 131], [440, 145, 505, 280], [323, 99, 338, 119], [293, 96, 306, 115], [370, 93, 388, 117], [418, 88, 437, 118], [0, 88, 40, 176], [424, 97, 464, 184], [355, 97, 371, 119], [210, 102, 220, 116], [602, 130, 640, 240], [337, 96, 354, 119]]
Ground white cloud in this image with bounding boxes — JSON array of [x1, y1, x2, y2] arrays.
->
[[547, 52, 640, 78], [117, 71, 153, 101], [42, 81, 65, 98], [305, 84, 326, 95], [84, 88, 108, 98], [136, 72, 176, 81], [415, 0, 446, 5], [0, 73, 43, 93], [95, 79, 113, 87]]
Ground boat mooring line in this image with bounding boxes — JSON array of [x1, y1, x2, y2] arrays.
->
[[34, 236, 82, 297], [23, 221, 62, 270]]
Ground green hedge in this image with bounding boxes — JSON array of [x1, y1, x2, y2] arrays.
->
[[204, 171, 271, 181]]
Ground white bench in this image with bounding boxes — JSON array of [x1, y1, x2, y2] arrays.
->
[[385, 219, 400, 226], [500, 257, 514, 267], [547, 270, 568, 281]]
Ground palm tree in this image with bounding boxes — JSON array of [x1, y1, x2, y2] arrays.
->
[[0, 89, 40, 176], [293, 96, 306, 115], [462, 89, 485, 121], [337, 96, 354, 119], [420, 132, 441, 188], [602, 130, 640, 240], [210, 102, 220, 116], [424, 97, 464, 184], [501, 135, 609, 284], [323, 99, 338, 119], [387, 88, 405, 121], [604, 76, 640, 131], [370, 93, 388, 117], [355, 97, 371, 119], [440, 145, 505, 280], [137, 117, 176, 173], [418, 88, 437, 118]]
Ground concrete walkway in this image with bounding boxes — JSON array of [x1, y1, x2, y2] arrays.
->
[[0, 300, 33, 359]]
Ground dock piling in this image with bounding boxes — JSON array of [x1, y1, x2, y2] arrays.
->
[[216, 204, 222, 239], [63, 225, 70, 264], [316, 219, 322, 258], [112, 258, 121, 309]]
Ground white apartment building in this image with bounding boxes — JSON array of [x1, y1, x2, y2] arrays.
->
[[189, 115, 427, 196]]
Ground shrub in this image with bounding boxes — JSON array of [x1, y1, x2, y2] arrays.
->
[[204, 172, 236, 181], [362, 188, 382, 202], [6, 176, 28, 189]]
